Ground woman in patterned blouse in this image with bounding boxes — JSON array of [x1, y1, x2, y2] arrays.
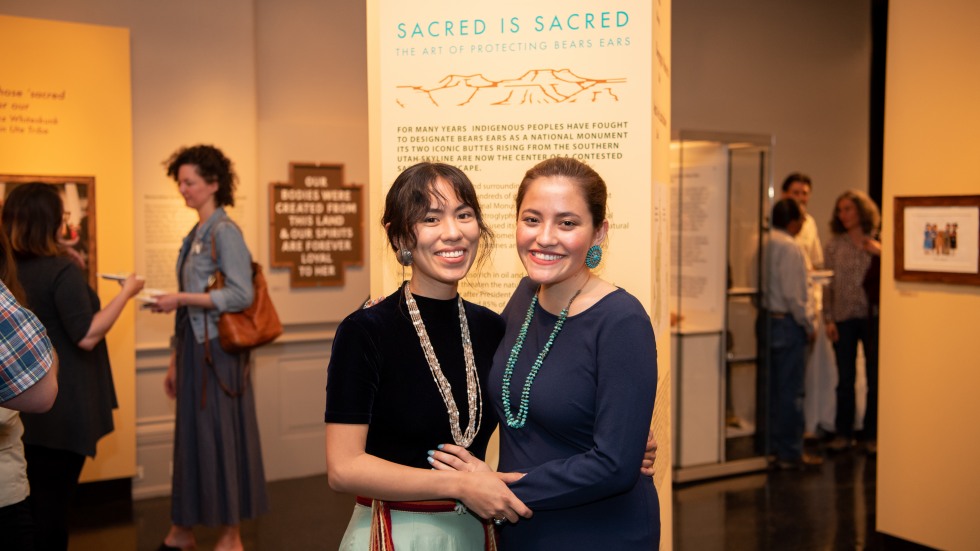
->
[[823, 189, 881, 454]]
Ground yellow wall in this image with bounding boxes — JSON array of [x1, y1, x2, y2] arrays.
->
[[650, 1, 673, 547], [878, 2, 980, 548], [0, 15, 136, 481]]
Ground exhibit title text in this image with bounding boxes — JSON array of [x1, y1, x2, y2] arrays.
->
[[396, 11, 629, 39]]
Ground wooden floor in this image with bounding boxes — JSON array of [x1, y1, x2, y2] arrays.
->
[[66, 447, 933, 550], [68, 475, 353, 550]]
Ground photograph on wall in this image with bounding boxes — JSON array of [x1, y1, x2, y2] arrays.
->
[[895, 195, 980, 285], [0, 175, 97, 287]]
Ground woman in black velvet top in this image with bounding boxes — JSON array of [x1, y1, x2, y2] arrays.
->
[[324, 163, 531, 549]]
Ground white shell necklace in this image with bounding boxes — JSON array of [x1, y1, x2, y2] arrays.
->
[[403, 282, 482, 448]]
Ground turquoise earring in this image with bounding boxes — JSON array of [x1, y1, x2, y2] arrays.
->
[[585, 245, 602, 269]]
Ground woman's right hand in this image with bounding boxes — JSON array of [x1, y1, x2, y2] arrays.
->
[[429, 443, 531, 523], [163, 352, 177, 399], [456, 471, 532, 524]]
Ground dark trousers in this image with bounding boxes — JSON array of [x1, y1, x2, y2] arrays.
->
[[768, 317, 808, 460], [833, 316, 880, 439], [0, 498, 36, 550], [24, 445, 86, 551]]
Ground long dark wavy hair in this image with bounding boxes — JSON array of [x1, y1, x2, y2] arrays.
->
[[2, 182, 64, 260], [830, 189, 881, 236]]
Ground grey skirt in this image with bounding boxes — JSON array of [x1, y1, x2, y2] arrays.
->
[[171, 322, 269, 526]]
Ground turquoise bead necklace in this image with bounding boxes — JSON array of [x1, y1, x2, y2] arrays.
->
[[501, 284, 583, 429]]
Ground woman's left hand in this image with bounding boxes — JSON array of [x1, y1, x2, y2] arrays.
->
[[149, 293, 181, 313], [641, 431, 657, 477], [119, 273, 145, 298], [428, 443, 493, 473], [863, 237, 882, 256]]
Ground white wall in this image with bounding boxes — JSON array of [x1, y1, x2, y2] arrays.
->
[[673, 0, 872, 242], [255, 0, 370, 322]]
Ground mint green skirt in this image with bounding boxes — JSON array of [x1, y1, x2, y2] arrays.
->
[[339, 502, 490, 550]]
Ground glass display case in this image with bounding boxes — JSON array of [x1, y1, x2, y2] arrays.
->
[[669, 130, 773, 483]]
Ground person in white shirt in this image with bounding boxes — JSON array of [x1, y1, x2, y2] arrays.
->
[[780, 173, 834, 440], [763, 198, 822, 470], [781, 173, 822, 270]]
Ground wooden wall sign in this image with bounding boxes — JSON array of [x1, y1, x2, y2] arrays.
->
[[270, 163, 364, 287]]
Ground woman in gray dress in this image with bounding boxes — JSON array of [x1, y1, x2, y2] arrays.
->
[[150, 145, 268, 551]]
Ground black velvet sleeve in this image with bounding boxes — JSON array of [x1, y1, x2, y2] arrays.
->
[[323, 312, 383, 424]]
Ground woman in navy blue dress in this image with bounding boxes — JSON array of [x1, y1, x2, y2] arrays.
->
[[434, 157, 660, 549]]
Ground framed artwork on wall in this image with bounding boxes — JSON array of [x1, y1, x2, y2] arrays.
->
[[0, 175, 98, 288], [894, 195, 980, 286]]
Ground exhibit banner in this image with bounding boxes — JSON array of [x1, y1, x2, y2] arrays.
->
[[669, 142, 729, 333], [0, 14, 136, 483], [369, 1, 657, 313], [368, 3, 673, 540]]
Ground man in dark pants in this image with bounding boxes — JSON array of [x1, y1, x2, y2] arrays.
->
[[764, 199, 822, 470]]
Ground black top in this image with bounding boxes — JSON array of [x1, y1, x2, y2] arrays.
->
[[17, 255, 117, 457], [324, 285, 503, 468]]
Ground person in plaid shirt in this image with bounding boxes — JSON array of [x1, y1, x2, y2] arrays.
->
[[1, 267, 57, 551], [0, 278, 57, 412]]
